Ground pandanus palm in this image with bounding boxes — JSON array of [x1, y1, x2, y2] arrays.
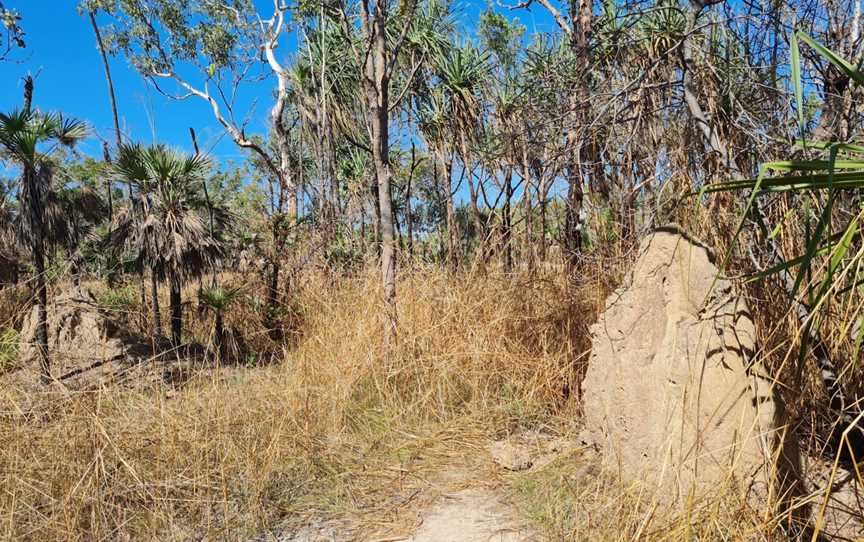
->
[[110, 144, 226, 347], [0, 107, 87, 381], [432, 44, 492, 251]]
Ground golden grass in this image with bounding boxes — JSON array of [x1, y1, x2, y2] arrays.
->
[[0, 265, 598, 540], [0, 260, 837, 541]]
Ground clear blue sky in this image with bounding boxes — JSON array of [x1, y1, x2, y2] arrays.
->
[[0, 1, 556, 172]]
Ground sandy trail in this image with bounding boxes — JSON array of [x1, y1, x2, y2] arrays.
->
[[406, 487, 533, 542]]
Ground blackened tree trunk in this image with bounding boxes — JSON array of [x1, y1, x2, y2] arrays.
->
[[21, 79, 50, 382], [169, 278, 182, 347], [28, 167, 50, 382], [150, 271, 162, 339], [565, 176, 583, 270], [404, 143, 417, 258], [502, 168, 513, 273], [214, 311, 225, 361]]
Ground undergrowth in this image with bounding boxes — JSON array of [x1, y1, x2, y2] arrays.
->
[[0, 265, 597, 540], [0, 258, 830, 541]]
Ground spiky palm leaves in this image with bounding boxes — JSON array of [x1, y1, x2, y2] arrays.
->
[[198, 285, 242, 362], [110, 144, 228, 347], [432, 44, 492, 146], [0, 108, 88, 381]]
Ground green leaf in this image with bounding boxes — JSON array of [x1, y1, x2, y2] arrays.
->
[[790, 146, 839, 306], [701, 170, 864, 194], [853, 315, 864, 362], [797, 31, 864, 86], [792, 141, 864, 154], [763, 160, 864, 172], [744, 242, 833, 283], [829, 216, 858, 275]]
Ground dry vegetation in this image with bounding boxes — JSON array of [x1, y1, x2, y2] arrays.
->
[[2, 248, 845, 541], [0, 263, 601, 540], [2, 0, 864, 539]]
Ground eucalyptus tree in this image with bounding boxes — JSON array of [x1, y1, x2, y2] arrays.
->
[[103, 0, 299, 214], [110, 144, 227, 347], [0, 1, 24, 62], [0, 96, 88, 381], [79, 0, 125, 221], [329, 0, 435, 339]]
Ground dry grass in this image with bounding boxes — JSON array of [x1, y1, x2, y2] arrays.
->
[[0, 257, 839, 541], [0, 265, 600, 541], [509, 451, 793, 542]]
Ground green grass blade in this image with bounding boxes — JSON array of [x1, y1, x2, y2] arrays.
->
[[797, 31, 864, 86], [790, 146, 839, 309]]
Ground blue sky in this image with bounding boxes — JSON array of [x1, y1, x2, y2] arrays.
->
[[0, 1, 557, 173]]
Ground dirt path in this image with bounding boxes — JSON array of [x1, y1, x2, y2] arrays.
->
[[276, 434, 574, 542], [276, 484, 534, 542], [406, 487, 534, 542]]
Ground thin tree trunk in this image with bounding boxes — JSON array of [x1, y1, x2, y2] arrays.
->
[[169, 279, 182, 347], [563, 0, 592, 273], [89, 9, 122, 220], [33, 246, 50, 382], [364, 0, 397, 340], [22, 80, 49, 382], [441, 151, 459, 272], [214, 311, 225, 362], [101, 141, 114, 224], [565, 173, 583, 271], [360, 206, 367, 254], [502, 168, 513, 273], [150, 271, 162, 339], [29, 168, 50, 382], [461, 137, 485, 263], [523, 184, 534, 272], [189, 127, 217, 287], [539, 194, 548, 263], [267, 259, 280, 317], [404, 143, 416, 258], [23, 76, 32, 113]]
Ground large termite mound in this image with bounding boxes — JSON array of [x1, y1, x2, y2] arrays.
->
[[15, 285, 164, 388], [581, 229, 799, 505]]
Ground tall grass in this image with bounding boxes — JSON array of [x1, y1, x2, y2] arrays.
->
[[1, 253, 841, 541], [0, 265, 599, 540]]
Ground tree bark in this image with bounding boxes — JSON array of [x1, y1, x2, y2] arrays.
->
[[169, 278, 182, 347], [89, 9, 122, 220], [440, 149, 459, 272], [101, 141, 114, 224], [565, 175, 583, 270], [362, 0, 398, 341], [21, 80, 50, 382], [150, 271, 162, 339], [404, 143, 416, 258], [214, 311, 225, 362], [28, 166, 50, 383], [502, 168, 513, 273], [33, 243, 50, 382]]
